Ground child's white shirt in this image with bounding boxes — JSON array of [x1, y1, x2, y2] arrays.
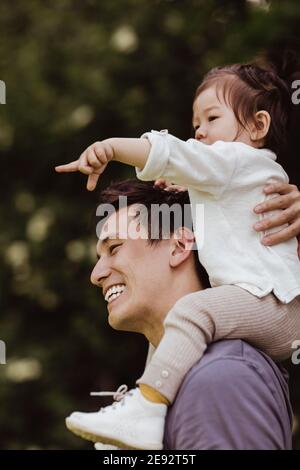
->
[[136, 129, 300, 303]]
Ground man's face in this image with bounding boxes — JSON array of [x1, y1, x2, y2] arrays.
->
[[90, 205, 171, 334]]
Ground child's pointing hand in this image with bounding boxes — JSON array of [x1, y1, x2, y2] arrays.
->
[[55, 141, 114, 191]]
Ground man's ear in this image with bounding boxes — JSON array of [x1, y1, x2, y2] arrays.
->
[[169, 227, 195, 268], [249, 110, 271, 144]]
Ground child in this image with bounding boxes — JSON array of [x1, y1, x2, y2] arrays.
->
[[56, 61, 300, 450]]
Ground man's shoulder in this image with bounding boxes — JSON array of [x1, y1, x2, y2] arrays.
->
[[189, 337, 262, 371], [164, 339, 292, 450], [183, 338, 288, 389]]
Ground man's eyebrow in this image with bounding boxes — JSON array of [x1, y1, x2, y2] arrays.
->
[[100, 236, 111, 246]]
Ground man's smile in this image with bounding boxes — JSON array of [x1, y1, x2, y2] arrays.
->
[[105, 284, 126, 303]]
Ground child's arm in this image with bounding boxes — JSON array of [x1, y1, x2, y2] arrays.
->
[[55, 131, 238, 195]]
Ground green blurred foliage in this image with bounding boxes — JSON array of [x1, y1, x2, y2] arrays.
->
[[0, 0, 299, 449]]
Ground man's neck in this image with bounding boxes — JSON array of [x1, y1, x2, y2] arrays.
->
[[145, 275, 203, 347]]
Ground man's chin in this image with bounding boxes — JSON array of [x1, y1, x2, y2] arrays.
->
[[107, 309, 130, 331], [107, 307, 140, 333]]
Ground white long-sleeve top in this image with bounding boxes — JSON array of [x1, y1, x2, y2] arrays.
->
[[136, 130, 300, 303]]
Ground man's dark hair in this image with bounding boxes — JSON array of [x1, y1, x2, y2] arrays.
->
[[98, 179, 210, 289]]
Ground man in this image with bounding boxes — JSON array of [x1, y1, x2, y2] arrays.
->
[[66, 179, 293, 450]]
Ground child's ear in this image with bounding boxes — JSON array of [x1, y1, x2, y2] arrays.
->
[[249, 110, 271, 143]]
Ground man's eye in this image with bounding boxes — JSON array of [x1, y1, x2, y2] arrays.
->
[[109, 244, 120, 254], [208, 116, 218, 122]]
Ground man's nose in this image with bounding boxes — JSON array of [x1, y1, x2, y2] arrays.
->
[[90, 259, 111, 287]]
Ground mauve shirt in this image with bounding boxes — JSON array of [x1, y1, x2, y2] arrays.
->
[[164, 339, 293, 450]]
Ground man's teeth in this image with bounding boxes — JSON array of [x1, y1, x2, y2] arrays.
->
[[105, 284, 126, 303]]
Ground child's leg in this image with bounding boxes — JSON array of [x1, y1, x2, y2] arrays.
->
[[137, 285, 300, 403]]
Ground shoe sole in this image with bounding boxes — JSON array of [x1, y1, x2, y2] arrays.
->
[[65, 419, 161, 450]]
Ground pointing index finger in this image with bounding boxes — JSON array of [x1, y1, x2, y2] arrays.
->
[[55, 160, 79, 173]]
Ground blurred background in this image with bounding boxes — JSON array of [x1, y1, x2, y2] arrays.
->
[[0, 0, 300, 449]]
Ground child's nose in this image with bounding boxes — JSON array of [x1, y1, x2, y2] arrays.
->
[[195, 126, 206, 141]]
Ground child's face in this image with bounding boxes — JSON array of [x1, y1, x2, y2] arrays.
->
[[192, 85, 254, 146]]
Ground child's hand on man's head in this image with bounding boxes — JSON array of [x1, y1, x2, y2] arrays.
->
[[154, 179, 187, 192], [55, 141, 114, 191]]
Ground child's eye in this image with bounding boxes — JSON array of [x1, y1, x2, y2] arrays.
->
[[208, 116, 218, 122], [194, 125, 200, 131]]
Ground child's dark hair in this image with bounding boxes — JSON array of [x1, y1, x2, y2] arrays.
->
[[194, 50, 300, 160]]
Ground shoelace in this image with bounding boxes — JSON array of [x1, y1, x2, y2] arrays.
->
[[90, 384, 132, 412]]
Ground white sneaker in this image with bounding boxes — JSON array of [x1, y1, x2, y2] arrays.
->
[[65, 385, 167, 450]]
